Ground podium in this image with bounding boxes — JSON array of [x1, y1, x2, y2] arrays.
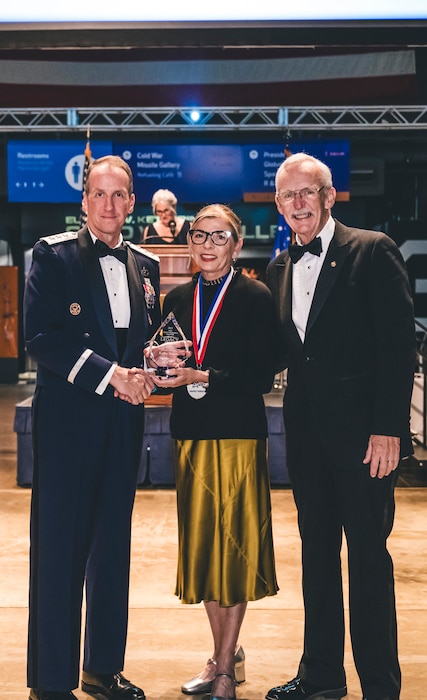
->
[[140, 244, 198, 296]]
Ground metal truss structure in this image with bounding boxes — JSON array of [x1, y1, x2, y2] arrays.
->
[[1, 105, 427, 133]]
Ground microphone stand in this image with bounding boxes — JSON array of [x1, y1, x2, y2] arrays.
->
[[168, 219, 177, 239]]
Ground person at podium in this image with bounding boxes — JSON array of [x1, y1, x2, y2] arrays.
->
[[141, 188, 190, 244]]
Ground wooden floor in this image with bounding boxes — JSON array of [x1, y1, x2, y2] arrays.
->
[[1, 383, 426, 700]]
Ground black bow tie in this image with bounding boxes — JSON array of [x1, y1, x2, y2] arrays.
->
[[95, 239, 128, 264], [288, 236, 322, 263]]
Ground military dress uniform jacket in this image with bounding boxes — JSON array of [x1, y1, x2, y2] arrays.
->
[[24, 226, 160, 396]]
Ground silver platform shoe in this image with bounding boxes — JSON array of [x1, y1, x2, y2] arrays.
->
[[181, 644, 245, 695]]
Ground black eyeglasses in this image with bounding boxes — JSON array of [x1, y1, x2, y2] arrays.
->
[[189, 229, 234, 246]]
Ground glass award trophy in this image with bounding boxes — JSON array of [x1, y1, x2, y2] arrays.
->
[[147, 311, 189, 376]]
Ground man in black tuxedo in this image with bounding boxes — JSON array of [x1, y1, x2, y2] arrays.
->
[[24, 156, 161, 700], [265, 153, 416, 700]]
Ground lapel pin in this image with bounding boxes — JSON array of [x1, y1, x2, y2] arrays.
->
[[70, 303, 81, 316], [331, 261, 337, 268]]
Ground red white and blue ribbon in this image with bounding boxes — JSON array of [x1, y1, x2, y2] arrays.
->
[[192, 268, 234, 369]]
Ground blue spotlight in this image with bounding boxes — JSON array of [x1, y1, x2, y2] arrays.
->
[[190, 110, 201, 123]]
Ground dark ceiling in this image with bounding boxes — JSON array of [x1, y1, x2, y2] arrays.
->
[[1, 20, 427, 50], [0, 20, 427, 109]]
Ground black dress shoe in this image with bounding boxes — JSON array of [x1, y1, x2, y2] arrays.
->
[[29, 691, 77, 700], [266, 677, 347, 700], [81, 671, 145, 699]]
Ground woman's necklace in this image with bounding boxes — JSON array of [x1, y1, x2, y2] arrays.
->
[[201, 276, 224, 286]]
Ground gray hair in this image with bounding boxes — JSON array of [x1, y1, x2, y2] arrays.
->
[[275, 152, 333, 191], [151, 189, 178, 216]]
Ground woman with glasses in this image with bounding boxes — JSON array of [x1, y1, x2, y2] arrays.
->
[[150, 204, 278, 700], [141, 188, 190, 244]]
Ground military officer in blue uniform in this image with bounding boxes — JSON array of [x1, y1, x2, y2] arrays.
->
[[24, 155, 161, 700]]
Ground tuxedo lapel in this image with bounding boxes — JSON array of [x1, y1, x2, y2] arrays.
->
[[306, 222, 351, 337], [78, 228, 117, 357], [122, 246, 148, 366], [274, 255, 302, 348]]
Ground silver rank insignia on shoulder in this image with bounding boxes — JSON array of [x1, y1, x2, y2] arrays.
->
[[69, 303, 81, 316], [40, 231, 79, 245], [134, 243, 160, 262], [127, 242, 160, 263]]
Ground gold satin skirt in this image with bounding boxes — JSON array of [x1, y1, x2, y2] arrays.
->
[[175, 438, 279, 606]]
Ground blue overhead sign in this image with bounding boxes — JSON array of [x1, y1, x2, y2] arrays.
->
[[115, 141, 349, 202], [242, 141, 350, 194], [8, 141, 112, 202], [114, 144, 243, 203], [8, 139, 350, 203]]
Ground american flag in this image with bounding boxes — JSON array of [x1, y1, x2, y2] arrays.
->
[[272, 145, 292, 258], [80, 128, 92, 227]]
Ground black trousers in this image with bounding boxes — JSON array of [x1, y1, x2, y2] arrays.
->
[[27, 384, 145, 691], [286, 410, 400, 700]]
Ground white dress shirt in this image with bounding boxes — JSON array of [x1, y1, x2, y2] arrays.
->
[[292, 216, 335, 343], [89, 231, 131, 393], [89, 231, 131, 329]]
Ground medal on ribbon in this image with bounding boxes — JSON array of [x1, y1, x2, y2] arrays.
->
[[187, 269, 234, 399]]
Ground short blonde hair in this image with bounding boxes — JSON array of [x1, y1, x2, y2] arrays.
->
[[190, 204, 242, 242]]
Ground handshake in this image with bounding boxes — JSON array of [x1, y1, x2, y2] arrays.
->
[[110, 340, 192, 405]]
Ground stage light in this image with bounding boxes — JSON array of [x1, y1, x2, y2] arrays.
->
[[190, 110, 201, 123]]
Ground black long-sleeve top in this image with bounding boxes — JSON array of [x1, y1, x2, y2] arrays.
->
[[162, 269, 276, 440]]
